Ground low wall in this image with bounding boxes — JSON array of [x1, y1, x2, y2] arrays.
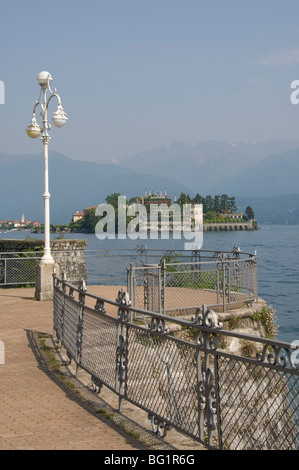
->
[[50, 239, 88, 283], [0, 238, 88, 285], [0, 239, 44, 252]]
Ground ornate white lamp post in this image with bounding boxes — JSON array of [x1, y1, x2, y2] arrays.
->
[[26, 71, 68, 299]]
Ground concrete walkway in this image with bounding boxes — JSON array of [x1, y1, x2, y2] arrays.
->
[[0, 288, 147, 450]]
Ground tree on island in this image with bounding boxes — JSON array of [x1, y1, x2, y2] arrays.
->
[[245, 206, 255, 220], [177, 193, 238, 215], [105, 193, 121, 209], [192, 193, 203, 204], [177, 193, 191, 205]]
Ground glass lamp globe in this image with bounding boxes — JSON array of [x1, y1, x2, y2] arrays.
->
[[37, 71, 53, 89], [52, 103, 68, 127], [26, 116, 41, 138]]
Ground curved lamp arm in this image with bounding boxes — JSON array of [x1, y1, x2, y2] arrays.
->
[[26, 82, 68, 138]]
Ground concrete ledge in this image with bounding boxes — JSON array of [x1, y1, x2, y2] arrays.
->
[[217, 298, 267, 322]]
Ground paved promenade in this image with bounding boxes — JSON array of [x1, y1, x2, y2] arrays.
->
[[0, 288, 147, 450]]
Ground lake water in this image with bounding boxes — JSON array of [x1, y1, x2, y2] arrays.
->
[[1, 225, 299, 343]]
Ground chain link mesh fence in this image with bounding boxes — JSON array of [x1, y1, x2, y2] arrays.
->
[[218, 356, 298, 450], [128, 253, 258, 314], [53, 275, 299, 450], [0, 252, 43, 286], [0, 250, 86, 286]]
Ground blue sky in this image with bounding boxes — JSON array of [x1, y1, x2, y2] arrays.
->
[[1, 0, 299, 162]]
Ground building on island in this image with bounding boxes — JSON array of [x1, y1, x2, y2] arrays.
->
[[220, 212, 243, 220], [72, 211, 85, 223]]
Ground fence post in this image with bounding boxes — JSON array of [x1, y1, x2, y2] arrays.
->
[[144, 270, 149, 311], [161, 259, 166, 314], [127, 263, 134, 307], [194, 305, 222, 448], [227, 262, 231, 305], [253, 250, 258, 301], [76, 278, 86, 375], [221, 257, 226, 312], [192, 249, 201, 270], [4, 258, 6, 285], [116, 288, 131, 411], [194, 307, 205, 442], [127, 266, 131, 304], [216, 268, 220, 305], [158, 260, 166, 315], [58, 272, 67, 348]]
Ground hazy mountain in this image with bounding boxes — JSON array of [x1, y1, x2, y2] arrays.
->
[[119, 140, 299, 194], [0, 151, 192, 225], [2, 139, 299, 226], [237, 194, 299, 225], [0, 151, 9, 161], [209, 148, 299, 198]]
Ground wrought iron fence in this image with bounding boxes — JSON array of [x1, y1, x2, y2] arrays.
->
[[1, 245, 256, 292], [53, 274, 299, 450], [128, 247, 258, 313], [79, 245, 259, 292], [0, 245, 257, 304], [0, 245, 151, 287]]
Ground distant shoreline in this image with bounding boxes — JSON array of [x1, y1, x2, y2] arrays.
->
[[23, 221, 258, 236]]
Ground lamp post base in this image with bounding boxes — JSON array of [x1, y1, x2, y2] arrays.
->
[[35, 262, 59, 301]]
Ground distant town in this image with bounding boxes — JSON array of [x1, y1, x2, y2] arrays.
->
[[0, 214, 41, 232]]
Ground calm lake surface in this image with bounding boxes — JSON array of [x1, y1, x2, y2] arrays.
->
[[1, 225, 298, 343]]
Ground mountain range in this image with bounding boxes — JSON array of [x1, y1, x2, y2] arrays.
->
[[118, 139, 299, 196], [0, 151, 191, 225], [1, 139, 299, 225]]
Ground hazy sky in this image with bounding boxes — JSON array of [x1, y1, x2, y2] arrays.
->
[[1, 0, 299, 162]]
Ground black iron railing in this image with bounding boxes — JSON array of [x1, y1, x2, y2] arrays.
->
[[53, 274, 298, 450]]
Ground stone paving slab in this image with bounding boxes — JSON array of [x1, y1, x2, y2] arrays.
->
[[0, 287, 205, 451], [0, 288, 147, 450]]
